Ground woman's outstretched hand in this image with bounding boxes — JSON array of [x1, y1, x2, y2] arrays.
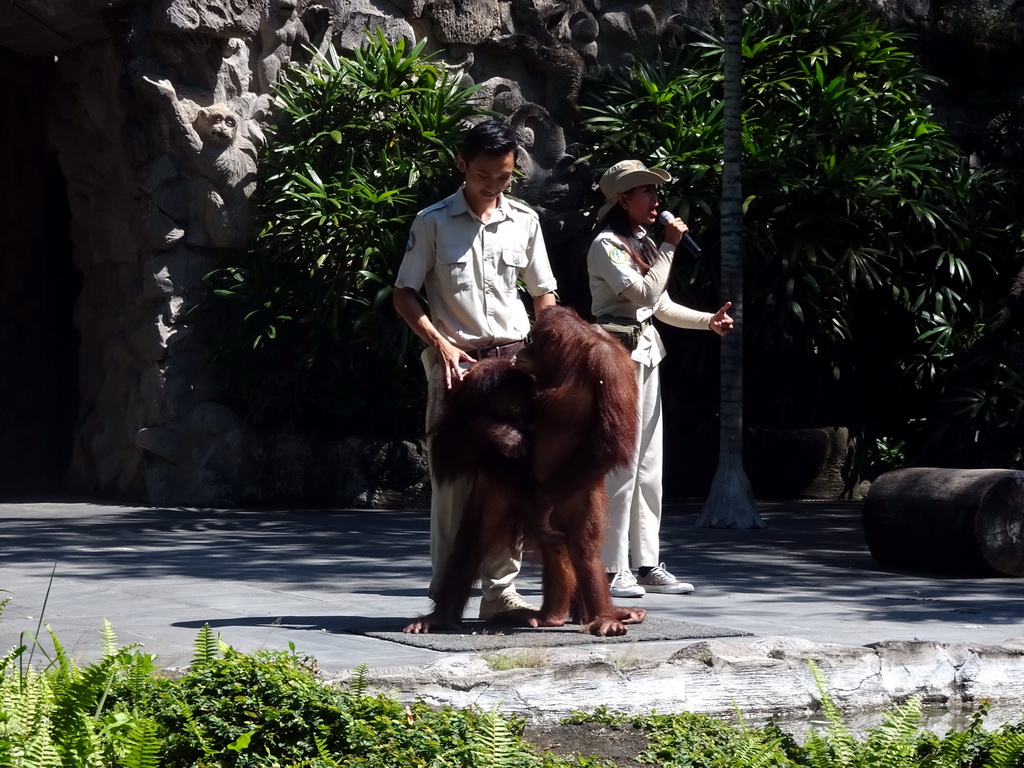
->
[[710, 301, 734, 337]]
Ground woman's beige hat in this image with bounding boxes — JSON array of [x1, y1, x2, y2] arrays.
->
[[596, 160, 673, 221]]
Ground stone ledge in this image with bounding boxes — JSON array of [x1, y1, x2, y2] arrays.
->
[[328, 636, 1024, 723]]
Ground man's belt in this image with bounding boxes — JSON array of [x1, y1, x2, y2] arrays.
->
[[474, 340, 525, 359]]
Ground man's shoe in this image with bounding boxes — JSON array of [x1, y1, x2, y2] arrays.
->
[[609, 569, 645, 598], [637, 563, 694, 594], [479, 590, 538, 621]]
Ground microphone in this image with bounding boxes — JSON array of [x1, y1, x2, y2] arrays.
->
[[658, 210, 702, 257]]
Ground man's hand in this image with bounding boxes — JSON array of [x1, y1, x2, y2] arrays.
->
[[393, 286, 476, 387], [435, 337, 476, 389]]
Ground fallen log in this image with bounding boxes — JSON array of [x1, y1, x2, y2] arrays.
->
[[863, 467, 1024, 576]]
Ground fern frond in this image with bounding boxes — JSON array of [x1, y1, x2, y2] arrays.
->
[[988, 728, 1024, 768], [927, 703, 989, 767], [48, 645, 141, 739], [57, 714, 106, 768], [21, 731, 63, 768], [731, 725, 793, 768], [99, 618, 119, 658], [862, 696, 922, 768], [122, 718, 162, 768], [126, 651, 156, 698], [468, 708, 519, 768], [803, 659, 859, 768], [49, 652, 118, 733], [348, 663, 370, 696], [45, 623, 74, 681], [314, 734, 343, 767], [3, 669, 62, 768], [191, 623, 220, 667], [0, 642, 26, 674]]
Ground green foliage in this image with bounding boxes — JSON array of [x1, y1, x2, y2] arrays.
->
[[986, 727, 1024, 768], [346, 662, 370, 696], [127, 642, 543, 767], [190, 622, 230, 667], [469, 708, 522, 767], [913, 702, 993, 767], [580, 0, 1023, 466], [799, 697, 929, 768], [0, 629, 161, 768], [638, 712, 790, 767], [133, 646, 347, 766], [867, 435, 908, 478], [200, 31, 482, 437], [562, 706, 795, 767], [938, 1, 1012, 43]]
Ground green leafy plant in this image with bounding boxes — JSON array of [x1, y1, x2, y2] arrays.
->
[[579, 0, 1023, 468], [200, 31, 483, 438], [866, 435, 908, 478], [938, 1, 1012, 43], [126, 639, 546, 767], [470, 708, 521, 767], [1, 606, 161, 768]]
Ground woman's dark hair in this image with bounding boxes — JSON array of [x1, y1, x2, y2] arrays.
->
[[598, 201, 660, 274], [461, 119, 519, 163]]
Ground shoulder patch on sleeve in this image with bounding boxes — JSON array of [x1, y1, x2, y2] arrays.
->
[[406, 232, 415, 251], [609, 245, 629, 265]]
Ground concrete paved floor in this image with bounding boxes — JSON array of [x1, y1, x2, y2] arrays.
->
[[2, 500, 1023, 722]]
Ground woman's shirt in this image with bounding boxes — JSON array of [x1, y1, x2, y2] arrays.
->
[[587, 227, 712, 366]]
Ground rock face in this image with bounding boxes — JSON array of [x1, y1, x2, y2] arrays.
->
[[38, 0, 714, 505], [7, 0, 1023, 504], [335, 637, 1024, 726]]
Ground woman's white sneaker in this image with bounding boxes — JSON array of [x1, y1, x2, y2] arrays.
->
[[637, 563, 694, 594], [609, 569, 646, 598]]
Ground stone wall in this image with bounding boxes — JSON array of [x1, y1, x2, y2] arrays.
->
[[24, 0, 1024, 505], [49, 0, 712, 505]]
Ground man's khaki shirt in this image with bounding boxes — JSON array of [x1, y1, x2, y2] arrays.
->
[[395, 186, 557, 351]]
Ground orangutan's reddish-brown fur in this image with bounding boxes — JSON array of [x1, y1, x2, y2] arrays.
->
[[404, 306, 644, 637]]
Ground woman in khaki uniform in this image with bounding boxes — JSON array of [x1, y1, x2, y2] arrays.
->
[[587, 160, 733, 599]]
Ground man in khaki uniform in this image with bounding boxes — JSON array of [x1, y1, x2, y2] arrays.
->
[[394, 120, 558, 626]]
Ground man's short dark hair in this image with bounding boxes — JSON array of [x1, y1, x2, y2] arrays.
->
[[460, 120, 519, 163]]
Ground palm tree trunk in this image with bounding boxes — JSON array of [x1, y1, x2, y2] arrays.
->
[[696, 0, 765, 529]]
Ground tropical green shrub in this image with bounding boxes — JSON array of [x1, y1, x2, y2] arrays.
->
[[110, 625, 546, 767], [938, 0, 1012, 43], [564, 706, 796, 767], [579, 0, 1023, 467], [199, 32, 481, 437], [0, 614, 162, 768]]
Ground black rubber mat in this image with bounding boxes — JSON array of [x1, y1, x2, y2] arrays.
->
[[353, 615, 750, 652]]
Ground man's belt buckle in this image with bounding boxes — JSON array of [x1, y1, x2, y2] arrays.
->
[[476, 341, 524, 359]]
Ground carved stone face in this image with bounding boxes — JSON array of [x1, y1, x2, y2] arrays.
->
[[197, 105, 238, 147]]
